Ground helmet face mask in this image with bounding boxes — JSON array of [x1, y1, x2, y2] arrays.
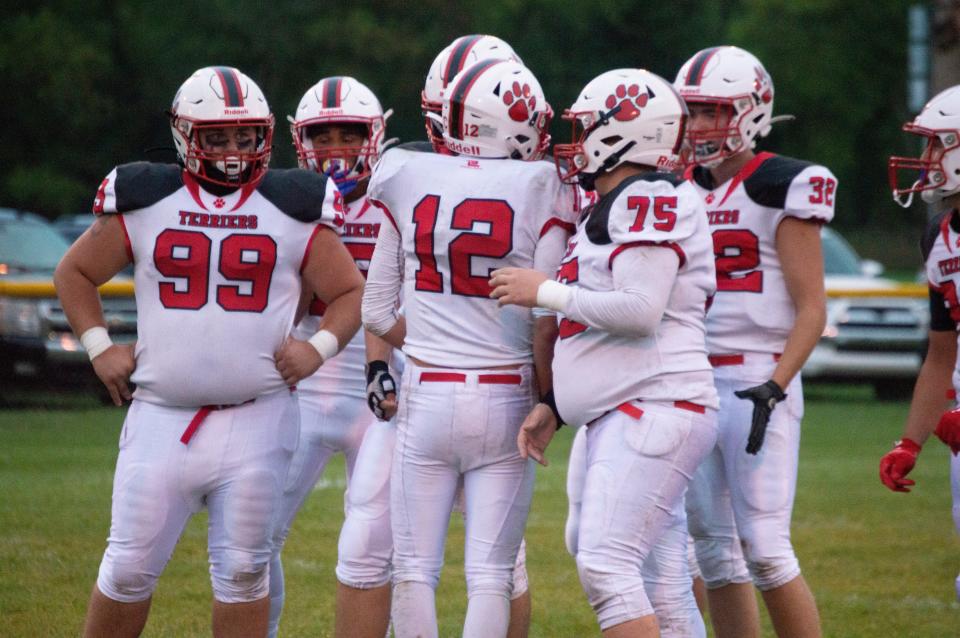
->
[[683, 100, 742, 168], [170, 67, 274, 188], [291, 77, 388, 193], [422, 34, 521, 152], [889, 85, 960, 207]]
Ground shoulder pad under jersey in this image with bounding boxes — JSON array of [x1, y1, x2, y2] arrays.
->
[[742, 153, 815, 208], [94, 162, 182, 215], [585, 172, 687, 245], [258, 168, 341, 225]]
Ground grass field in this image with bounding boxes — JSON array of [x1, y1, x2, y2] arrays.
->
[[1, 385, 958, 636]]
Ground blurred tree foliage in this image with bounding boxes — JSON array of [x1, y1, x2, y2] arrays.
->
[[3, 0, 922, 233]]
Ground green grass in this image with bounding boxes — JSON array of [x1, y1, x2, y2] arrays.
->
[[1, 386, 958, 636]]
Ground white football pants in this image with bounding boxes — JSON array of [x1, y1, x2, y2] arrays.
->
[[390, 362, 537, 638], [686, 354, 804, 591], [565, 425, 706, 637], [96, 390, 298, 604]]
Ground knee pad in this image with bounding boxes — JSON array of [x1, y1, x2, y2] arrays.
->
[[511, 546, 528, 599], [336, 509, 392, 589], [744, 554, 800, 591], [210, 549, 270, 603], [97, 556, 158, 603], [576, 552, 653, 629], [692, 536, 751, 590], [465, 566, 514, 600]]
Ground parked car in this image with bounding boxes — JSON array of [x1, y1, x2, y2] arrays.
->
[[0, 208, 136, 391], [802, 227, 929, 398]]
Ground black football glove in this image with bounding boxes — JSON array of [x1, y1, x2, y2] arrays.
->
[[734, 380, 787, 455], [366, 360, 397, 421]]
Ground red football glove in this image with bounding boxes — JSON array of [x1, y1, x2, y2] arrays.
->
[[935, 409, 960, 455], [879, 438, 922, 492]]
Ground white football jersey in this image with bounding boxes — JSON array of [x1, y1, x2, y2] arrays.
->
[[367, 147, 578, 367], [922, 209, 960, 392], [94, 162, 343, 407], [293, 194, 397, 404], [685, 152, 836, 355], [552, 174, 719, 427]]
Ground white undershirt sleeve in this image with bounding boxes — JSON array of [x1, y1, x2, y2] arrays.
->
[[531, 225, 572, 319], [361, 220, 403, 337], [562, 245, 679, 337]]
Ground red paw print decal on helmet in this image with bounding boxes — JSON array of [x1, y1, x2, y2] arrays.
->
[[605, 84, 648, 121], [503, 82, 537, 122]]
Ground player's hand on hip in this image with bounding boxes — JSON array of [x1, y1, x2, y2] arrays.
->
[[879, 438, 921, 492], [935, 408, 960, 455], [517, 403, 558, 466], [366, 360, 398, 421], [275, 337, 323, 385], [92, 344, 135, 406], [489, 267, 547, 308], [734, 379, 786, 454]]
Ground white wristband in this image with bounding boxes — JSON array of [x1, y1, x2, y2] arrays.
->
[[308, 329, 340, 362], [80, 326, 113, 361], [536, 280, 573, 313]]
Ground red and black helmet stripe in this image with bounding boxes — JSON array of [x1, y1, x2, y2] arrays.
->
[[684, 47, 722, 86], [213, 67, 245, 107], [448, 59, 500, 140], [322, 77, 344, 109], [442, 35, 483, 88]]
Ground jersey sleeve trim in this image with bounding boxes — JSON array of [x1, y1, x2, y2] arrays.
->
[[608, 241, 686, 270], [539, 217, 576, 238], [370, 199, 398, 231], [300, 224, 325, 274], [116, 214, 133, 263]]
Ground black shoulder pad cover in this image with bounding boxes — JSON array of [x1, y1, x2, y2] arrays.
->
[[584, 172, 681, 244], [742, 154, 813, 209], [113, 162, 182, 213], [920, 210, 951, 262], [393, 140, 436, 153], [258, 169, 333, 223]]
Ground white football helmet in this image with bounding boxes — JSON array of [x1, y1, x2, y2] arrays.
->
[[422, 34, 521, 151], [554, 69, 687, 189], [169, 66, 274, 187], [290, 76, 390, 189], [674, 46, 774, 168], [439, 60, 551, 160], [889, 85, 960, 207]]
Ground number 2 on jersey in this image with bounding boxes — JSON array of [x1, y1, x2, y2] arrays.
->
[[412, 195, 514, 297], [154, 229, 277, 312], [712, 229, 763, 292]]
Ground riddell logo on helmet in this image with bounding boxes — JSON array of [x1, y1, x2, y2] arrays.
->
[[446, 139, 482, 156], [656, 155, 680, 170], [223, 108, 249, 115]]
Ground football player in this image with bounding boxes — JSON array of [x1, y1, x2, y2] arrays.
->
[[674, 46, 833, 638], [491, 68, 719, 637], [267, 76, 398, 638], [55, 66, 363, 637], [362, 59, 575, 637], [881, 85, 960, 599]]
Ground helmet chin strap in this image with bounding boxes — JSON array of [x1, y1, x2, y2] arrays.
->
[[892, 180, 921, 208]]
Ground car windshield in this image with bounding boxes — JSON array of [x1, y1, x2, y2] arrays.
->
[[0, 218, 72, 272], [822, 228, 862, 276]]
